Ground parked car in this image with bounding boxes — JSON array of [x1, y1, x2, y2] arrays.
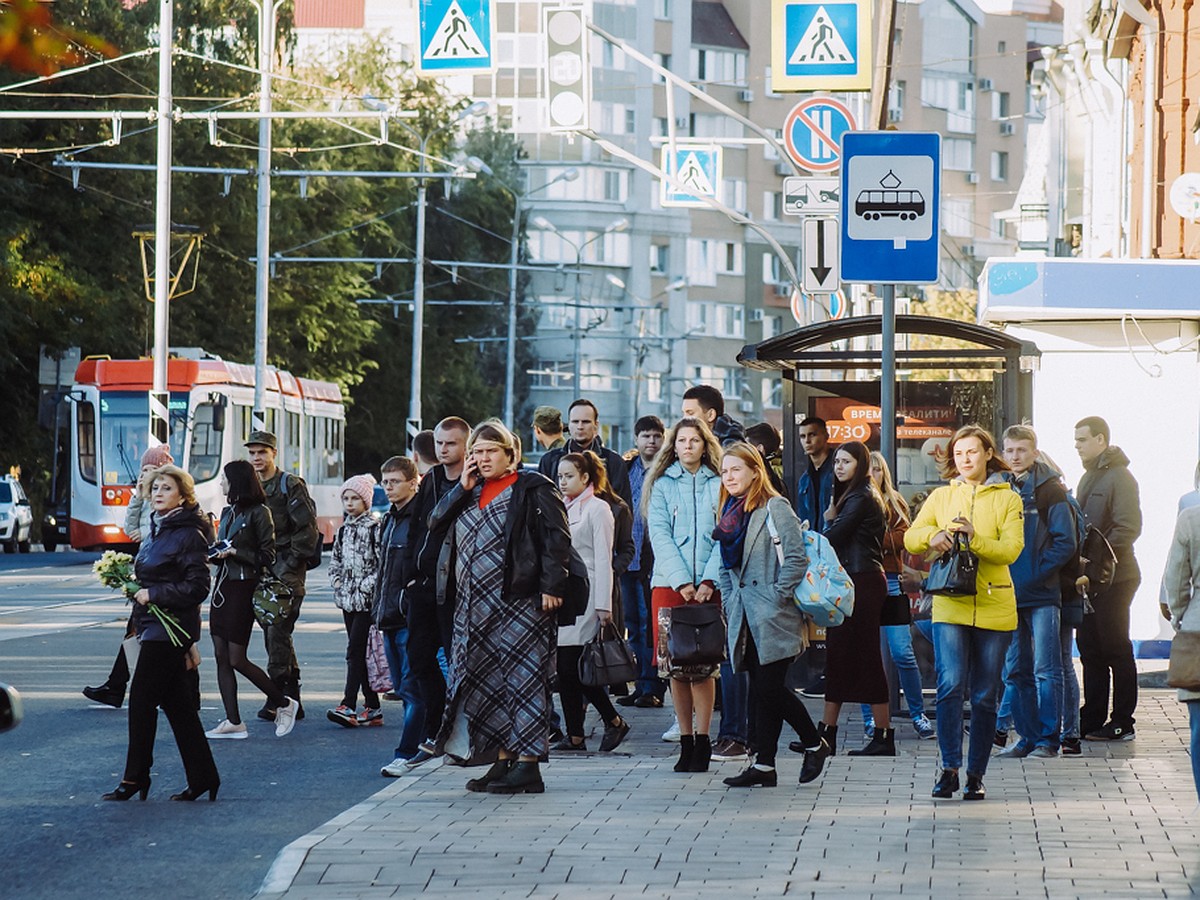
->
[[0, 474, 33, 553], [371, 483, 389, 519]]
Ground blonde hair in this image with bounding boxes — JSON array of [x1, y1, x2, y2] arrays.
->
[[869, 451, 910, 526], [150, 464, 197, 506], [718, 442, 780, 512], [641, 416, 723, 516]]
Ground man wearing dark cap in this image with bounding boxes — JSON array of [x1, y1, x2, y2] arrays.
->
[[245, 430, 320, 720]]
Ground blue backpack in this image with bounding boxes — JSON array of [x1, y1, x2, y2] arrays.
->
[[766, 512, 856, 627]]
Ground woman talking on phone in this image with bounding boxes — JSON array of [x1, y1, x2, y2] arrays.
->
[[430, 421, 573, 795], [905, 425, 1023, 801]]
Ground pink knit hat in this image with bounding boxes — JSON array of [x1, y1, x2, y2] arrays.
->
[[341, 474, 376, 507], [141, 445, 174, 468]]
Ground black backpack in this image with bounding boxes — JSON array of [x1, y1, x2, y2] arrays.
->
[[281, 471, 322, 570], [1033, 479, 1086, 605]]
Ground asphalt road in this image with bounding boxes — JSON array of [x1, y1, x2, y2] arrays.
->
[[0, 551, 410, 900]]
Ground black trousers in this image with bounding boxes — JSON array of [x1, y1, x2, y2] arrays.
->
[[1078, 577, 1140, 733], [341, 610, 379, 710], [556, 644, 619, 739], [405, 588, 447, 741], [124, 640, 218, 789], [744, 636, 818, 767]]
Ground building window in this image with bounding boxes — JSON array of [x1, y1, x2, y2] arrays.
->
[[654, 117, 669, 137], [761, 378, 784, 409], [762, 314, 785, 340], [993, 91, 1011, 120], [763, 191, 783, 220], [686, 238, 717, 286], [991, 150, 1009, 182], [654, 0, 670, 19], [580, 359, 618, 392], [943, 198, 974, 238], [653, 53, 671, 83], [997, 40, 1006, 53], [649, 243, 668, 273], [531, 360, 573, 389], [624, 108, 636, 134], [722, 178, 747, 212], [601, 169, 628, 202], [690, 48, 747, 85], [718, 241, 744, 276], [888, 80, 905, 121], [943, 137, 974, 171]]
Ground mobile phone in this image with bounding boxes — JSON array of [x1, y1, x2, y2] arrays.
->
[[207, 540, 232, 560]]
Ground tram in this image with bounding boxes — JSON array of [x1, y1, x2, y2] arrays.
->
[[67, 351, 345, 550], [853, 189, 926, 221]]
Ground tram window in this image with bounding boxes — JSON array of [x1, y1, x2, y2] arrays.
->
[[78, 402, 97, 484], [237, 405, 252, 443], [188, 403, 223, 483]]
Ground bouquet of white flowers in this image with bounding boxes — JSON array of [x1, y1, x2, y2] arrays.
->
[[93, 550, 190, 647]]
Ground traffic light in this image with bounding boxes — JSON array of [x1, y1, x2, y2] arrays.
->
[[543, 5, 589, 132]]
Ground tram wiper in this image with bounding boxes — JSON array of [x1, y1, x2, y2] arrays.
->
[[116, 441, 138, 486]]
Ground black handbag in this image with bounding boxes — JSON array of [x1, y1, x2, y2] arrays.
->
[[556, 546, 590, 625], [924, 531, 979, 597], [577, 622, 639, 687], [880, 593, 912, 626], [667, 602, 727, 666], [1081, 526, 1118, 588]]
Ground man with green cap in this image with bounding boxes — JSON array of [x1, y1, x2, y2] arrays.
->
[[245, 430, 320, 720]]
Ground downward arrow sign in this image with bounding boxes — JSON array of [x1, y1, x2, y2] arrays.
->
[[810, 221, 831, 285]]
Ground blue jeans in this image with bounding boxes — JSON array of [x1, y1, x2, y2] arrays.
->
[[1006, 605, 1063, 751], [861, 622, 925, 724], [1189, 701, 1200, 804], [381, 627, 425, 759], [933, 622, 1012, 775], [1060, 621, 1080, 741], [620, 571, 665, 699], [718, 661, 750, 744]]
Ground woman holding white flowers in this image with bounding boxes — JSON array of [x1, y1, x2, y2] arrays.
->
[[102, 465, 221, 802]]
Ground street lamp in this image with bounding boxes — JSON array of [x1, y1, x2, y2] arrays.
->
[[467, 162, 580, 429], [605, 274, 687, 423], [379, 100, 488, 441], [529, 215, 629, 393]]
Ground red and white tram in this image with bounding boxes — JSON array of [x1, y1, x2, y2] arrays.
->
[[68, 351, 345, 550]]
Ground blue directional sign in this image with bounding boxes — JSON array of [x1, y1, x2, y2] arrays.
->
[[839, 132, 941, 285], [771, 0, 873, 91], [418, 0, 494, 74], [659, 146, 723, 208]]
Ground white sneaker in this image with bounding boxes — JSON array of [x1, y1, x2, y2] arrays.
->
[[381, 757, 410, 777], [205, 719, 248, 740], [274, 697, 299, 737], [662, 717, 681, 743]]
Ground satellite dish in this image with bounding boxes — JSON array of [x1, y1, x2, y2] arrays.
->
[[1169, 173, 1200, 221]]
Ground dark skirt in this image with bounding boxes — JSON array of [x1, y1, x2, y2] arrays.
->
[[209, 577, 256, 645], [825, 571, 888, 705]]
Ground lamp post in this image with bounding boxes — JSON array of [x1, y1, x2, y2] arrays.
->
[[606, 274, 687, 425], [386, 101, 488, 441], [529, 216, 629, 395]]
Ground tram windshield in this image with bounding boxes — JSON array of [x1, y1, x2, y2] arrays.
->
[[96, 392, 188, 486]]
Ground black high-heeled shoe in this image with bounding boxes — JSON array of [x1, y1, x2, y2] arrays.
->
[[169, 782, 219, 802], [102, 777, 150, 801]]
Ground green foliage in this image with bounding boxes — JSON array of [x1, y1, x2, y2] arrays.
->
[[0, 5, 525, 525]]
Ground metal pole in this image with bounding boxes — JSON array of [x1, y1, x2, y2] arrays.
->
[[503, 193, 521, 429], [408, 141, 428, 442], [571, 248, 583, 395], [252, 1, 277, 430], [150, 0, 173, 446], [880, 283, 897, 472]]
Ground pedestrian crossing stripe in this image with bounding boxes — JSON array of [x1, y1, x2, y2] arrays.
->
[[789, 5, 853, 65], [423, 0, 488, 60]]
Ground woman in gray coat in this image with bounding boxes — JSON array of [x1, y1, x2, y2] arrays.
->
[[712, 443, 822, 788], [1163, 504, 1200, 803]]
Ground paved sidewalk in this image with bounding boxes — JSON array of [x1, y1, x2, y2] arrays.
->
[[257, 692, 1200, 899]]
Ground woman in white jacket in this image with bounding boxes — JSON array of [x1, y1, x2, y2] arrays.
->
[[555, 452, 631, 753]]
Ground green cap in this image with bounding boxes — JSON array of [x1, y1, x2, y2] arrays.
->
[[244, 430, 278, 450]]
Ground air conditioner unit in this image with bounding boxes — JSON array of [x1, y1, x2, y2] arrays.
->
[[739, 400, 755, 414], [775, 160, 792, 176], [999, 122, 1015, 136], [773, 281, 792, 297], [887, 108, 903, 123], [750, 308, 764, 322], [738, 89, 754, 103], [978, 77, 994, 91], [674, 116, 689, 129], [961, 244, 976, 256], [966, 171, 979, 184]]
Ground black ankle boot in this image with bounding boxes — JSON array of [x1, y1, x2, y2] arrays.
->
[[466, 759, 511, 793], [689, 734, 712, 772], [932, 769, 960, 798], [848, 727, 897, 756], [674, 734, 695, 772], [488, 761, 545, 795]]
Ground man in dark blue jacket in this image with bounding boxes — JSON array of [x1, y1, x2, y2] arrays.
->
[[999, 425, 1077, 758], [796, 417, 835, 533]]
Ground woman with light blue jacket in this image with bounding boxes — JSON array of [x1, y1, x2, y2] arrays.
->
[[645, 416, 724, 773]]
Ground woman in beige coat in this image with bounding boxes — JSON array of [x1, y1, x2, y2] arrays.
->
[[1163, 504, 1200, 804]]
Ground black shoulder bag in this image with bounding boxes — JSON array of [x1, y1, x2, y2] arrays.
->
[[924, 531, 979, 597]]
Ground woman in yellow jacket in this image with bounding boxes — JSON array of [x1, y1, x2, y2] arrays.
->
[[905, 425, 1023, 802]]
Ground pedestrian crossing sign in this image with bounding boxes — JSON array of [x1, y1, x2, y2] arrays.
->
[[659, 146, 723, 208], [771, 0, 872, 92], [418, 0, 495, 74]]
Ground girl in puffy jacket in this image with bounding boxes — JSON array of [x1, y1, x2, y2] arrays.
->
[[645, 416, 724, 773], [327, 474, 383, 728]]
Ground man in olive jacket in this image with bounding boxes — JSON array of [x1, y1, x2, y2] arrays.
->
[[1074, 416, 1142, 742]]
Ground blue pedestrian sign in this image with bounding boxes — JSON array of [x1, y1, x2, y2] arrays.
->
[[784, 97, 856, 172], [839, 132, 941, 285], [418, 0, 494, 74], [771, 0, 872, 92], [659, 146, 723, 208]]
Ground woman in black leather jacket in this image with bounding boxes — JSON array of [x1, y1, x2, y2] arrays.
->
[[429, 421, 572, 796], [800, 441, 894, 783], [102, 465, 221, 802], [206, 460, 297, 740]]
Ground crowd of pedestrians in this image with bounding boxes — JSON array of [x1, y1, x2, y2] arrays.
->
[[90, 390, 1161, 804]]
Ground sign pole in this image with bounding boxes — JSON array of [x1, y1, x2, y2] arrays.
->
[[880, 282, 896, 473]]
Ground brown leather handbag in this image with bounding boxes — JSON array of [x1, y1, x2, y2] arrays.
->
[[1167, 630, 1200, 691]]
